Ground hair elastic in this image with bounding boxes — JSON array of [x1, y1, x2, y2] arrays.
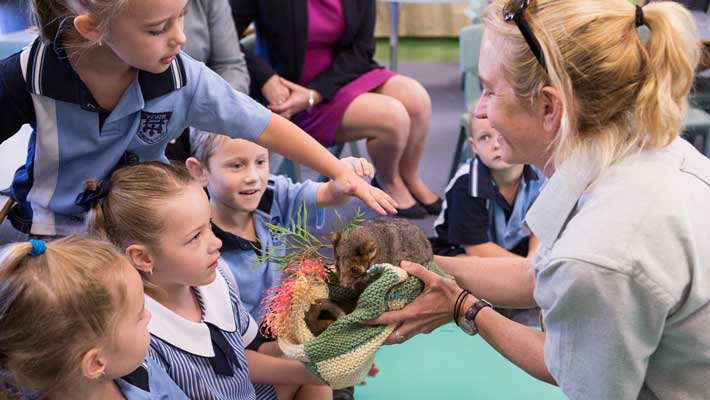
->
[[29, 240, 46, 256], [635, 5, 645, 28]]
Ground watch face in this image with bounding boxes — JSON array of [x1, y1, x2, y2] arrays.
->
[[457, 318, 477, 336]]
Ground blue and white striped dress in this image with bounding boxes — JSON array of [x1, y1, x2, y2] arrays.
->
[[145, 269, 277, 400]]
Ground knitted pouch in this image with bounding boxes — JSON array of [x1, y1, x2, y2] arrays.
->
[[272, 261, 445, 389]]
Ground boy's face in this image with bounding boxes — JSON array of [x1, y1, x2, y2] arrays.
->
[[205, 139, 270, 213], [468, 117, 513, 170], [103, 0, 188, 74]]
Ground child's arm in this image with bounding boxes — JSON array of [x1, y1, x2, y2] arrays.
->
[[257, 114, 396, 215], [245, 349, 325, 386], [316, 157, 374, 207]]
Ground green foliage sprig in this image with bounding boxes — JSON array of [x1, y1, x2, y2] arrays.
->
[[255, 203, 364, 278]]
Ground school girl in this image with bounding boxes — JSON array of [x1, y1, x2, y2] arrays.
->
[[0, 236, 189, 400], [0, 0, 394, 236]]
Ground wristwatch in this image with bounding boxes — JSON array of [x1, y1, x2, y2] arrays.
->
[[457, 298, 492, 335]]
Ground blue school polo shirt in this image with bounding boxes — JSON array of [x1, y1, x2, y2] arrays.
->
[[0, 38, 271, 235], [115, 357, 189, 400], [432, 156, 545, 255], [212, 174, 324, 322]]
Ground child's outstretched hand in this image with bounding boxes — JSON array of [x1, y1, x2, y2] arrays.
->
[[331, 170, 398, 215], [340, 157, 375, 179]]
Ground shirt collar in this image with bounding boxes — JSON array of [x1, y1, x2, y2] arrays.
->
[[24, 37, 187, 112], [525, 151, 597, 247], [212, 222, 261, 252], [145, 272, 236, 357]]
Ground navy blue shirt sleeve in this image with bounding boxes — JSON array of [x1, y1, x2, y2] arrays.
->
[[446, 177, 490, 246], [0, 52, 34, 144]]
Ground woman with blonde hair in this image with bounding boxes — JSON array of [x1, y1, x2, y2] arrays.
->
[[369, 1, 710, 398]]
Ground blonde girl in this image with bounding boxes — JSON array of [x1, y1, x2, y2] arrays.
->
[[0, 0, 395, 237], [0, 236, 188, 400], [85, 162, 329, 400]]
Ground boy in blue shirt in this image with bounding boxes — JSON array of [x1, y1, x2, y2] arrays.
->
[[430, 114, 545, 258], [185, 129, 374, 322]]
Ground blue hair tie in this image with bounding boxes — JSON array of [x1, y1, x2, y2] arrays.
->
[[29, 239, 46, 256]]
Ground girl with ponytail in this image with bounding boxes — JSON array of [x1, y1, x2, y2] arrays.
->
[[0, 0, 395, 237], [366, 1, 710, 398], [0, 236, 188, 399]]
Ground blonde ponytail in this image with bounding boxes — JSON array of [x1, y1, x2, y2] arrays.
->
[[482, 0, 701, 173]]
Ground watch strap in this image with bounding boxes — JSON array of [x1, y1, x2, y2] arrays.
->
[[465, 299, 492, 333]]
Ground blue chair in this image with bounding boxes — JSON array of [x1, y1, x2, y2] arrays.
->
[[449, 23, 483, 180]]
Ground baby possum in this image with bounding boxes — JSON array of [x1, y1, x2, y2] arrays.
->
[[305, 218, 433, 336]]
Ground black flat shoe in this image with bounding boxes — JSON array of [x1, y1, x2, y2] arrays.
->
[[418, 197, 443, 215], [371, 176, 428, 219], [395, 202, 428, 219]]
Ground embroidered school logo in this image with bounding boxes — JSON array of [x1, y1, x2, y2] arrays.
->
[[136, 111, 172, 144]]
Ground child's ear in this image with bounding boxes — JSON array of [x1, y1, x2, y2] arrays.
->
[[80, 348, 107, 380], [467, 137, 475, 150], [185, 157, 209, 187], [73, 15, 103, 43], [126, 244, 155, 275]]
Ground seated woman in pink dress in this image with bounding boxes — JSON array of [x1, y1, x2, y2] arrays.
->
[[231, 0, 441, 218]]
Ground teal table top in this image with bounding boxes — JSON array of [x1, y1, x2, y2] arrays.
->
[[356, 323, 567, 399]]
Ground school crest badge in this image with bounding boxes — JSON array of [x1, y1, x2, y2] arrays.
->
[[137, 111, 172, 144]]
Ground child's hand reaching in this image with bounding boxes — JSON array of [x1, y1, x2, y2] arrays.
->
[[330, 170, 398, 215], [317, 158, 397, 214], [340, 157, 375, 179]]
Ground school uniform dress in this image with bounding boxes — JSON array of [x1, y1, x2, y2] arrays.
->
[[145, 268, 277, 400], [116, 357, 189, 400], [0, 37, 271, 236], [527, 138, 710, 399], [212, 174, 324, 322], [430, 156, 546, 256]]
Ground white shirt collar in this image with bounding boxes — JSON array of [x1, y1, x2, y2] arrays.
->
[[146, 271, 236, 357]]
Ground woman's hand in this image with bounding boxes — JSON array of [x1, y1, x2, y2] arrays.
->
[[261, 74, 291, 107], [269, 78, 322, 119], [332, 168, 398, 215], [367, 261, 465, 344]]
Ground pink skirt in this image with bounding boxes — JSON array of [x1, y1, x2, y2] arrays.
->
[[292, 68, 396, 147]]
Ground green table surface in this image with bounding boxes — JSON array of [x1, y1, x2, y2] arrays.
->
[[355, 323, 567, 399]]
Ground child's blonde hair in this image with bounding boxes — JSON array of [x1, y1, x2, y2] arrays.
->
[[482, 0, 700, 173], [0, 236, 128, 399], [30, 0, 130, 47], [85, 161, 196, 251], [189, 129, 228, 167]]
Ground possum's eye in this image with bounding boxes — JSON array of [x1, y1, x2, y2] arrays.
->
[[350, 266, 361, 274]]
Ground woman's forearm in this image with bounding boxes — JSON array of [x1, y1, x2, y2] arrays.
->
[[473, 304, 555, 384], [435, 255, 536, 308]]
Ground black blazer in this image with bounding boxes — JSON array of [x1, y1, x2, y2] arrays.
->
[[231, 0, 383, 102]]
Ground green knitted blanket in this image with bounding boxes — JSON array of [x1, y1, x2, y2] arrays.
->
[[277, 261, 446, 389]]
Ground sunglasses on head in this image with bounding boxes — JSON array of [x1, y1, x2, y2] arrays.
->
[[503, 0, 547, 71]]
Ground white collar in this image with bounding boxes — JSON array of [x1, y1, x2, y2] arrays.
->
[[146, 271, 236, 357]]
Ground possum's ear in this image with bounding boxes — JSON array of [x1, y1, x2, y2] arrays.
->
[[363, 239, 378, 261], [331, 232, 341, 249]]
